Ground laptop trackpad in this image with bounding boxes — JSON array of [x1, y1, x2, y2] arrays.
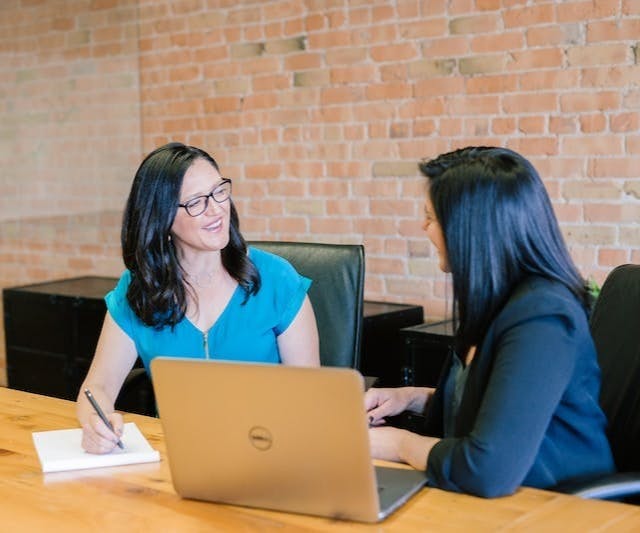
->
[[375, 466, 427, 518]]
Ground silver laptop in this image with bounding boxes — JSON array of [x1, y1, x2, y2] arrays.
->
[[151, 358, 426, 523]]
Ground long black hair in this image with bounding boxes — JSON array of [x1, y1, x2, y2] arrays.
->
[[121, 142, 260, 328], [419, 146, 589, 357]]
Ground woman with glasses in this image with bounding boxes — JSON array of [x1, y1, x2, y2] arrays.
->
[[365, 147, 614, 497], [77, 142, 319, 453]]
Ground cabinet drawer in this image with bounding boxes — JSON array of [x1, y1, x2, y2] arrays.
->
[[6, 347, 71, 399]]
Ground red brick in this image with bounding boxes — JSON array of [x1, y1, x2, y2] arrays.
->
[[307, 30, 351, 49], [520, 70, 580, 91], [610, 112, 640, 132], [330, 65, 376, 84], [245, 164, 281, 179], [507, 48, 564, 71], [422, 36, 471, 58], [550, 116, 578, 135], [310, 217, 354, 235], [414, 76, 464, 96], [567, 44, 629, 67], [400, 18, 447, 39], [578, 114, 606, 133], [327, 161, 369, 178], [370, 43, 418, 62], [526, 24, 582, 47], [365, 83, 413, 101], [560, 91, 621, 113], [471, 31, 524, 53], [558, 0, 620, 22], [583, 66, 640, 89], [321, 86, 365, 105], [449, 14, 501, 34], [284, 52, 323, 70], [590, 158, 640, 178], [588, 19, 640, 42], [492, 117, 517, 135], [507, 137, 559, 156], [449, 95, 501, 114], [503, 4, 554, 27], [466, 74, 518, 94], [623, 0, 640, 15], [518, 116, 546, 135], [564, 136, 624, 156]]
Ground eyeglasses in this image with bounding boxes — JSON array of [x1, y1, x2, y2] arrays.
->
[[178, 179, 232, 217]]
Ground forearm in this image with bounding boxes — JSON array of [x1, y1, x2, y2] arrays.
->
[[398, 430, 440, 471], [76, 382, 116, 426]]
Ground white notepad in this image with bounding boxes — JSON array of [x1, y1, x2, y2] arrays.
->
[[32, 422, 160, 473]]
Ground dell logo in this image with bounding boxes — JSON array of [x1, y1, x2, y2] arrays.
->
[[248, 426, 273, 451]]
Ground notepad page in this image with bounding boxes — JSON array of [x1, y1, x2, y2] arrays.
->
[[32, 422, 160, 473]]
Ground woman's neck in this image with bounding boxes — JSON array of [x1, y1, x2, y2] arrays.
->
[[180, 251, 224, 288]]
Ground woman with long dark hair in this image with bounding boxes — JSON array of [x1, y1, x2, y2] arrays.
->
[[365, 147, 614, 497], [78, 142, 319, 453]]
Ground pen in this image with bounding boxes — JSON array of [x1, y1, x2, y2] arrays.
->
[[84, 388, 124, 449]]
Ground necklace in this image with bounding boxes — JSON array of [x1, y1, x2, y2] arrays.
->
[[186, 270, 219, 288]]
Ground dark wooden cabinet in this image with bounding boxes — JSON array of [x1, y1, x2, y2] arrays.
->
[[3, 277, 427, 408], [359, 301, 424, 386], [399, 320, 454, 387], [3, 276, 117, 401]]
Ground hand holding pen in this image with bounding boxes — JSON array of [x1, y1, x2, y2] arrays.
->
[[84, 388, 124, 450]]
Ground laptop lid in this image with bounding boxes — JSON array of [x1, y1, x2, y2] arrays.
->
[[151, 358, 425, 523]]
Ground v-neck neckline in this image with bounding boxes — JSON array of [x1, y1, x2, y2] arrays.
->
[[184, 282, 242, 335]]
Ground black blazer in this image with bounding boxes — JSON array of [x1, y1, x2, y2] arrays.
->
[[422, 276, 615, 497]]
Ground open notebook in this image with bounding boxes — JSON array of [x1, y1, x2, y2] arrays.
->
[[33, 422, 160, 473], [151, 358, 426, 523]]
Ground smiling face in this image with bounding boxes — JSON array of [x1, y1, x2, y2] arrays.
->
[[423, 193, 450, 273], [170, 157, 231, 260]]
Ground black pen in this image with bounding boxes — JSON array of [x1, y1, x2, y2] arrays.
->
[[84, 388, 124, 449]]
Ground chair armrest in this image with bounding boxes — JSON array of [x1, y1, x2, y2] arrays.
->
[[553, 472, 640, 500]]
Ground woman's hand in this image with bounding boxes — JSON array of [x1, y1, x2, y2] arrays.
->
[[80, 410, 124, 454], [368, 426, 408, 463], [369, 425, 440, 470], [365, 386, 432, 426]]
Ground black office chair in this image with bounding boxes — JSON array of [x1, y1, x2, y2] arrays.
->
[[554, 264, 640, 501], [116, 240, 366, 415], [249, 241, 365, 369]]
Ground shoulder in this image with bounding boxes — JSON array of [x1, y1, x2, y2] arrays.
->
[[495, 276, 588, 333], [107, 270, 132, 300], [105, 271, 138, 332], [248, 246, 299, 278], [247, 245, 311, 296]]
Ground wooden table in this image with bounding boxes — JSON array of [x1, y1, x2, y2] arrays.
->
[[2, 387, 639, 532]]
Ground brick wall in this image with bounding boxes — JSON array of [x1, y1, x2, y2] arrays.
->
[[135, 0, 640, 306], [0, 0, 141, 222], [1, 0, 640, 383]]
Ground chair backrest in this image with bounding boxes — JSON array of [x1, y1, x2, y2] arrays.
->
[[590, 264, 640, 473], [249, 241, 365, 368]]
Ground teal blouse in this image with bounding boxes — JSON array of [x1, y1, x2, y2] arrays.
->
[[105, 247, 311, 372]]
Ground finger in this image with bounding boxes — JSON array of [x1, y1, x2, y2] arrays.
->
[[109, 412, 124, 437], [367, 406, 388, 425], [363, 390, 379, 411], [81, 427, 117, 454], [90, 413, 121, 444]]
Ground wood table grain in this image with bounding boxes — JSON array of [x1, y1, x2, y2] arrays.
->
[[1, 387, 639, 532]]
